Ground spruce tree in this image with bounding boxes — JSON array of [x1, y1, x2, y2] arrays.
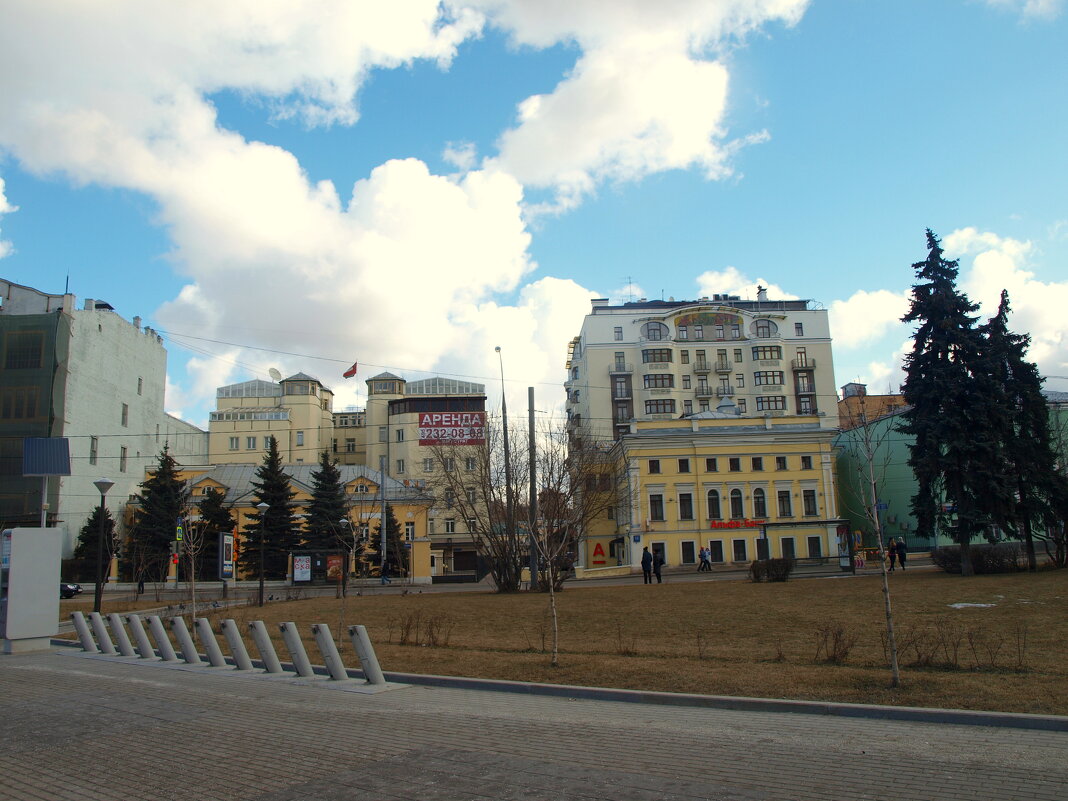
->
[[304, 451, 348, 551], [899, 230, 1009, 576], [196, 487, 235, 580], [238, 436, 297, 580], [126, 445, 188, 580], [73, 504, 116, 574], [982, 290, 1068, 571]]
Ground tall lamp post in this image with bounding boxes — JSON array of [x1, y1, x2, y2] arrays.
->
[[92, 478, 114, 613], [495, 346, 517, 581], [256, 501, 270, 607]]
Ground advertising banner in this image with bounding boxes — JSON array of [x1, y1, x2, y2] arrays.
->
[[220, 533, 235, 580], [418, 411, 486, 446], [293, 555, 312, 582], [326, 554, 344, 581]]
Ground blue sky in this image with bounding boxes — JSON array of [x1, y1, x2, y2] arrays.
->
[[2, 0, 1066, 426]]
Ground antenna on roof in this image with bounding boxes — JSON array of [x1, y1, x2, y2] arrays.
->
[[268, 368, 282, 382]]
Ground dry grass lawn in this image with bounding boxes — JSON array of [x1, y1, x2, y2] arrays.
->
[[85, 570, 1068, 715]]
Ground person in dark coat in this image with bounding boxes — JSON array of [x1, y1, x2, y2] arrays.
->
[[641, 547, 653, 584], [887, 537, 898, 572], [653, 550, 665, 583], [895, 539, 908, 571]]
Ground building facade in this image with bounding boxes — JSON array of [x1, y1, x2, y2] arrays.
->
[[0, 279, 206, 556], [566, 291, 844, 572]]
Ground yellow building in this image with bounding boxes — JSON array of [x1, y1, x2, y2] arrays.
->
[[179, 461, 434, 584]]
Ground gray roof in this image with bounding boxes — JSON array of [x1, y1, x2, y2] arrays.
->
[[283, 372, 322, 384]]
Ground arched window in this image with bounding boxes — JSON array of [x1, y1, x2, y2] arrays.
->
[[730, 488, 744, 518], [753, 488, 767, 518], [707, 489, 721, 519], [641, 321, 670, 341]]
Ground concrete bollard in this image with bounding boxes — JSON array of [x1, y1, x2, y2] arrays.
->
[[220, 619, 254, 671], [88, 612, 116, 655], [169, 617, 202, 665], [147, 615, 178, 662], [125, 614, 156, 659], [195, 618, 227, 668], [311, 624, 348, 681], [279, 622, 315, 678], [71, 612, 97, 652], [107, 613, 136, 657], [347, 625, 386, 685], [248, 621, 284, 674]]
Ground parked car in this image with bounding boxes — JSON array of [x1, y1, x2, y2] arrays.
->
[[60, 582, 83, 599]]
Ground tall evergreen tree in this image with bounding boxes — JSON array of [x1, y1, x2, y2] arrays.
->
[[304, 451, 348, 551], [196, 487, 235, 580], [238, 436, 297, 579], [371, 505, 408, 577], [899, 230, 1011, 576], [126, 445, 188, 580], [982, 290, 1068, 571], [73, 504, 117, 578]]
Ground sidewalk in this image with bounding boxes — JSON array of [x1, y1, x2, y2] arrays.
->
[[2, 647, 1065, 801]]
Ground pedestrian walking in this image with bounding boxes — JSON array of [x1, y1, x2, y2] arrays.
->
[[896, 539, 908, 571], [653, 549, 665, 583], [697, 546, 712, 572], [887, 537, 898, 572], [641, 547, 653, 584]]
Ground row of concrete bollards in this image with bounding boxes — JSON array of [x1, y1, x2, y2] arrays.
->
[[69, 611, 386, 686]]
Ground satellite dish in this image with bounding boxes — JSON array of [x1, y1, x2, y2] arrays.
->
[[268, 368, 282, 382]]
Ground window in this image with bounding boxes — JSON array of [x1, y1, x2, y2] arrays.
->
[[396, 428, 404, 442], [754, 371, 785, 386], [705, 457, 718, 472], [730, 489, 744, 518], [752, 457, 763, 471], [736, 399, 746, 413], [423, 458, 435, 472], [571, 366, 579, 380], [332, 438, 338, 453], [807, 536, 822, 557], [649, 494, 665, 521], [444, 458, 456, 472], [778, 490, 793, 517], [680, 350, 690, 364], [228, 437, 239, 451], [798, 396, 815, 415], [378, 427, 387, 442], [706, 490, 721, 519], [735, 374, 744, 388], [467, 518, 477, 531], [708, 540, 724, 562], [444, 489, 455, 507], [137, 377, 143, 395], [642, 321, 669, 340], [795, 347, 808, 367], [615, 402, 630, 422], [752, 345, 782, 360], [731, 325, 741, 338], [644, 399, 676, 414], [679, 493, 694, 520], [3, 331, 44, 369], [715, 325, 724, 339], [678, 325, 688, 340], [675, 459, 689, 474], [681, 541, 696, 564], [246, 437, 257, 449], [356, 483, 369, 493], [756, 396, 787, 411], [683, 400, 693, 414], [0, 387, 40, 419], [775, 456, 787, 470], [614, 326, 623, 341], [781, 538, 796, 559], [119, 446, 128, 473], [345, 438, 356, 453], [445, 519, 456, 534], [642, 348, 672, 363], [728, 457, 741, 472], [699, 400, 709, 412], [89, 436, 99, 465], [801, 455, 813, 470], [648, 459, 661, 474], [396, 459, 405, 474], [753, 488, 767, 517], [404, 522, 415, 540], [296, 430, 304, 446], [644, 374, 674, 389], [121, 403, 129, 427], [694, 325, 704, 339], [465, 457, 477, 471], [682, 376, 691, 389], [803, 489, 818, 516], [466, 487, 477, 503], [795, 322, 804, 336], [733, 539, 748, 562], [155, 424, 159, 443], [755, 319, 776, 338]]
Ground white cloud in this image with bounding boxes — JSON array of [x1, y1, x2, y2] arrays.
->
[[696, 266, 798, 301], [981, 0, 1064, 20], [0, 178, 15, 258], [443, 141, 479, 171], [828, 289, 911, 350]]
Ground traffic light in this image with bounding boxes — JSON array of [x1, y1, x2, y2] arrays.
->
[[172, 553, 179, 565]]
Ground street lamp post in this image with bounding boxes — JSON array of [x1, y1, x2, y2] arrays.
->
[[257, 501, 270, 607], [495, 346, 517, 585], [92, 478, 114, 613]]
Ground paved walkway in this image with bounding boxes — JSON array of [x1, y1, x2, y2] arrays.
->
[[2, 648, 1065, 801]]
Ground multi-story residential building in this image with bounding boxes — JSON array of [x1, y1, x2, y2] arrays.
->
[[567, 290, 845, 572], [207, 373, 334, 465], [332, 406, 366, 466], [0, 278, 207, 556]]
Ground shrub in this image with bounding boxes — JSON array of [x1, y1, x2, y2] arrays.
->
[[931, 543, 1025, 574], [748, 558, 794, 582]]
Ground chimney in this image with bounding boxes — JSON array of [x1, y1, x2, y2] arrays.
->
[[84, 298, 95, 310], [756, 286, 768, 302], [133, 315, 141, 331]]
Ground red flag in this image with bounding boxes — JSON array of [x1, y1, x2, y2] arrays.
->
[[343, 361, 358, 379]]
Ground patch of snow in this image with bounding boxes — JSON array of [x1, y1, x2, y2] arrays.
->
[[948, 602, 996, 609]]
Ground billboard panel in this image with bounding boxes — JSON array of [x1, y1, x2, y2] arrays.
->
[[418, 412, 486, 446]]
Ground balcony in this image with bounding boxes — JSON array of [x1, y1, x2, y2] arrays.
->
[[693, 361, 711, 374], [609, 362, 634, 375], [715, 386, 735, 398], [714, 360, 733, 374], [695, 385, 716, 398], [791, 359, 817, 371], [795, 383, 816, 395], [611, 388, 632, 400]]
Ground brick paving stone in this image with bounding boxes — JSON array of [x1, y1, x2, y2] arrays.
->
[[1, 649, 1066, 801]]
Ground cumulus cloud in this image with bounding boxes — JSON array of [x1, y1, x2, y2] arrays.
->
[[828, 289, 911, 350], [981, 0, 1064, 20], [0, 178, 15, 258], [696, 266, 798, 301]]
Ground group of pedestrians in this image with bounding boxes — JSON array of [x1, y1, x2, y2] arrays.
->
[[640, 546, 664, 584], [886, 538, 908, 571], [697, 546, 713, 572]]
